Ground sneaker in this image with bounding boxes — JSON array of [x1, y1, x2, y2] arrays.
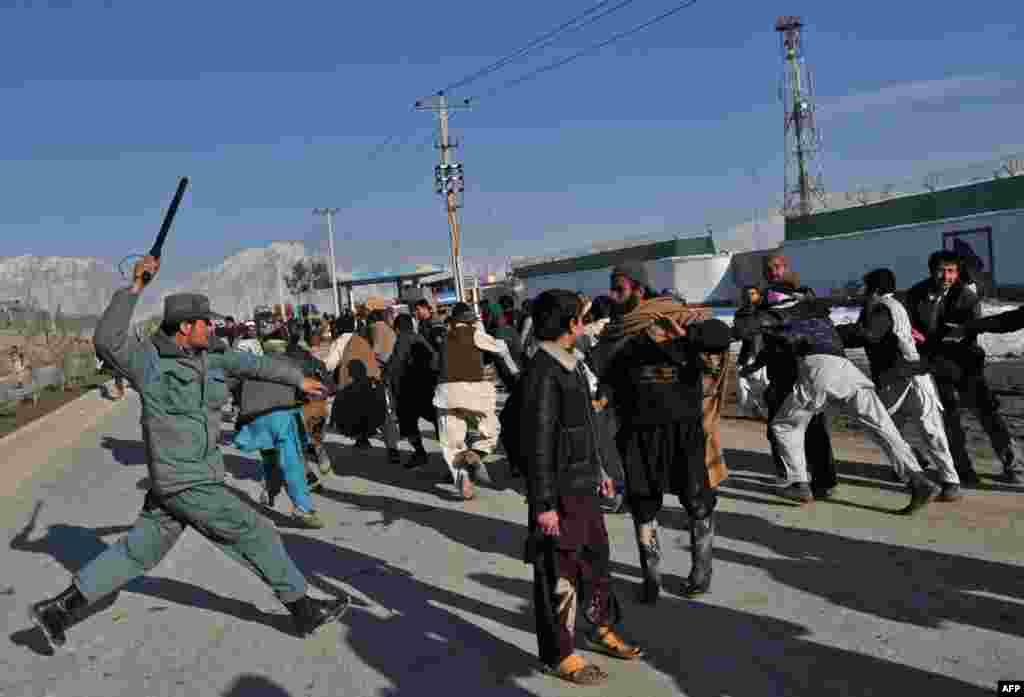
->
[[778, 482, 813, 503], [286, 594, 349, 637], [293, 509, 326, 529]]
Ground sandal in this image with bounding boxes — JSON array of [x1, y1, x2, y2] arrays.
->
[[584, 626, 644, 660], [544, 654, 608, 685]]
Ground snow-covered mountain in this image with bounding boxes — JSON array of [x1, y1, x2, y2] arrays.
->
[[135, 241, 323, 320], [0, 255, 120, 316]]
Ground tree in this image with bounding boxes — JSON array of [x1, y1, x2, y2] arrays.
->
[[283, 258, 330, 299]]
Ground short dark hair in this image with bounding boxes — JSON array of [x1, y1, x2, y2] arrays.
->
[[225, 316, 235, 323], [863, 268, 897, 295], [928, 250, 961, 272], [394, 314, 414, 334], [531, 289, 579, 342]]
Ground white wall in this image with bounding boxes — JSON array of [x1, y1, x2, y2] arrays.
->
[[782, 208, 1024, 295], [522, 253, 736, 303]]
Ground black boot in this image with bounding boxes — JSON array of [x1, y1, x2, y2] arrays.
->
[[405, 447, 429, 470], [901, 470, 939, 515], [286, 594, 350, 637], [30, 584, 88, 649], [633, 521, 661, 604], [680, 514, 713, 597]]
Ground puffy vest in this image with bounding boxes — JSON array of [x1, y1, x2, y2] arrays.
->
[[441, 323, 484, 383]]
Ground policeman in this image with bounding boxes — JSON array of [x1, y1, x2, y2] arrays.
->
[[29, 256, 347, 650]]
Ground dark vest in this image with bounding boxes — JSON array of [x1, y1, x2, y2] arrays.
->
[[441, 323, 484, 384]]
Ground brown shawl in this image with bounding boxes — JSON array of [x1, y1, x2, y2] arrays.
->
[[623, 297, 729, 487], [338, 334, 380, 389]]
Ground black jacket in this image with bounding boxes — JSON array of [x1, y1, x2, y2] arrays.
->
[[520, 342, 602, 513], [966, 306, 1024, 335], [733, 287, 842, 390], [603, 320, 732, 427], [905, 278, 982, 353]]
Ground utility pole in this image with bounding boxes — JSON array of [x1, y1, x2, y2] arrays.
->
[[313, 207, 341, 316], [415, 92, 470, 302]]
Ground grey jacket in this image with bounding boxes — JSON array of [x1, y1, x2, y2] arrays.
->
[[94, 288, 304, 496]]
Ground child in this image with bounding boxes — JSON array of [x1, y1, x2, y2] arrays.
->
[[520, 289, 643, 686]]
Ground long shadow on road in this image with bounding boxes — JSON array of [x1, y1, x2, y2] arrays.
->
[[470, 571, 993, 697], [315, 458, 1024, 643]]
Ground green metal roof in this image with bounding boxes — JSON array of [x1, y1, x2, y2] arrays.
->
[[513, 236, 716, 279], [785, 176, 1024, 242]]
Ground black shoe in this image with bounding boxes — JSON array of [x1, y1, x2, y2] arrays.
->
[[353, 438, 372, 450], [959, 469, 981, 487], [1004, 470, 1024, 485], [812, 486, 836, 500], [779, 483, 813, 503], [680, 515, 713, 598], [286, 594, 350, 637], [387, 448, 402, 465], [901, 471, 939, 514], [405, 450, 429, 470], [29, 584, 88, 649], [937, 483, 963, 502]]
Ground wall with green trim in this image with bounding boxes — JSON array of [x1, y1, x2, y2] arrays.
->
[[512, 236, 716, 279], [785, 177, 1024, 242]]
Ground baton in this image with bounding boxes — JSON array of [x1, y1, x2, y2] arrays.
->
[[142, 177, 189, 284]]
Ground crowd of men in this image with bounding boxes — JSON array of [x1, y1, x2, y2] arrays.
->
[[25, 248, 1023, 687]]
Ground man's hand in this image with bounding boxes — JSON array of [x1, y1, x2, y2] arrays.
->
[[301, 377, 327, 399], [131, 256, 160, 293], [659, 314, 687, 339], [536, 510, 560, 537], [599, 478, 616, 499]]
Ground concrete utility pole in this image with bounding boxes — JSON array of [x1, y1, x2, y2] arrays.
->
[[415, 92, 470, 303], [313, 207, 341, 316]]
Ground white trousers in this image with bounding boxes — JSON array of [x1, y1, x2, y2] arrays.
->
[[736, 366, 769, 418], [771, 355, 921, 484], [437, 407, 500, 481], [889, 375, 960, 485]]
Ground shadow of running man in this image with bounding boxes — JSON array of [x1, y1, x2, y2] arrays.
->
[[8, 501, 291, 655]]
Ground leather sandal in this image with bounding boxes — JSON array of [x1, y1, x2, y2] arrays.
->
[[584, 626, 645, 660], [545, 654, 608, 685]]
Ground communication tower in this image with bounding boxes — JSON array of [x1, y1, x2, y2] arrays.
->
[[776, 16, 826, 217]]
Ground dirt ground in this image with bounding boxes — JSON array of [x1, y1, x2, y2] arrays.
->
[[0, 332, 94, 381]]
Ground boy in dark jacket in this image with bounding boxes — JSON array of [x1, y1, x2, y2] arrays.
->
[[521, 290, 643, 686]]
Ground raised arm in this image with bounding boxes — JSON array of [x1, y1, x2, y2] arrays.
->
[[94, 256, 160, 386]]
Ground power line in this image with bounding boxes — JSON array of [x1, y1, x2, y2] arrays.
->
[[440, 0, 640, 94], [472, 0, 700, 101]]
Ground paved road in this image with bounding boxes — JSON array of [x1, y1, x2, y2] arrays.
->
[[2, 396, 1022, 697]]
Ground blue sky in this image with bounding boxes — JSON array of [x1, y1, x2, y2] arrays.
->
[[0, 0, 1022, 282]]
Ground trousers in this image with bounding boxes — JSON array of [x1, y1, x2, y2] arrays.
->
[[437, 407, 499, 480], [75, 484, 307, 605], [934, 374, 1023, 477], [889, 375, 960, 485], [531, 496, 613, 667], [772, 355, 921, 483]]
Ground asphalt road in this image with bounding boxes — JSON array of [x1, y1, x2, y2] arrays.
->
[[1, 396, 1022, 697]]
